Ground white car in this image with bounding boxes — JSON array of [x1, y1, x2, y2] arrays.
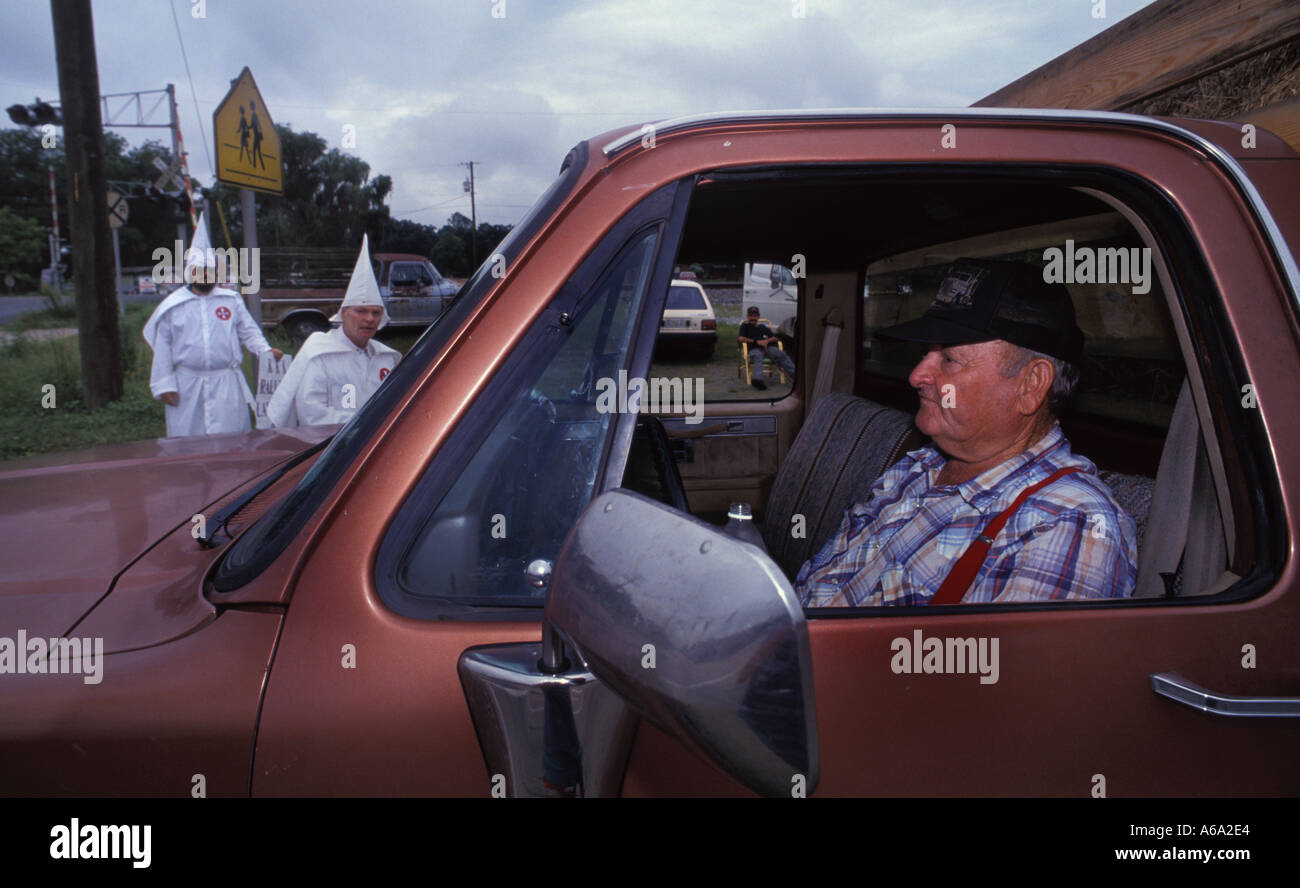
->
[[657, 279, 717, 359]]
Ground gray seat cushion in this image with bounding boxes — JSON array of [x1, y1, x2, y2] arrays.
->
[[763, 394, 923, 579], [1097, 469, 1154, 555]]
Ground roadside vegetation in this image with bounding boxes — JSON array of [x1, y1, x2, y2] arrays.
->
[[0, 302, 421, 462], [0, 301, 162, 461], [2, 284, 79, 331]]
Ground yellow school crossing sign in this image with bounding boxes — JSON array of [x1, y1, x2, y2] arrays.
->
[[213, 67, 282, 195]]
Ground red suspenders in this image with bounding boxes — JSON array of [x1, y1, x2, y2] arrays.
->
[[930, 466, 1084, 606]]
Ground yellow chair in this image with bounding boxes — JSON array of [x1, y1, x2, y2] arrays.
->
[[737, 318, 788, 385]]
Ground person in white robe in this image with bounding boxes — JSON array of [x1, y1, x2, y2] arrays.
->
[[143, 213, 282, 437], [267, 235, 400, 428]]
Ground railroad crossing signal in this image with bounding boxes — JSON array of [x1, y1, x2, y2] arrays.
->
[[152, 156, 187, 191]]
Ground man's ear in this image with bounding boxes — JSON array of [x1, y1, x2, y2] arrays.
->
[[1017, 356, 1055, 415]]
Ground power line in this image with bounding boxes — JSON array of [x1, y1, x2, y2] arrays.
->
[[138, 93, 676, 118], [168, 0, 212, 178], [391, 194, 469, 216]]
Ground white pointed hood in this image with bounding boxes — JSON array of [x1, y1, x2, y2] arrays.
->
[[143, 212, 222, 348], [184, 212, 215, 281], [330, 234, 389, 330]]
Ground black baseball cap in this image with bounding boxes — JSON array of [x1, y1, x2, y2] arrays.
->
[[875, 258, 1084, 366]]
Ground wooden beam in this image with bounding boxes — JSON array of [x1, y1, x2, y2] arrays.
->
[[1233, 94, 1300, 153], [974, 0, 1300, 111]]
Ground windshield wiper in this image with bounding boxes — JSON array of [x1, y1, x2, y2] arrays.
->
[[197, 436, 333, 548]]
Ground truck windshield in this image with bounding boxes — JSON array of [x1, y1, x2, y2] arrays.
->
[[212, 142, 590, 592]]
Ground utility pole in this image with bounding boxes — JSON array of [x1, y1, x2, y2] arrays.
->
[[242, 188, 259, 324], [167, 84, 189, 246], [462, 161, 477, 268], [51, 0, 123, 408]]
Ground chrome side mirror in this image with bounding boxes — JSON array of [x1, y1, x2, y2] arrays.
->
[[546, 489, 818, 797]]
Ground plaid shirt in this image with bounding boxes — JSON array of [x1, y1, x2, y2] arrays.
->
[[794, 424, 1138, 607]]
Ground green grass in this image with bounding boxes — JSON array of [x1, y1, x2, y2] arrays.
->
[[4, 307, 80, 332], [0, 301, 164, 462]]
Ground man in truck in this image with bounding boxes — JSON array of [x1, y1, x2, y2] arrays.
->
[[795, 258, 1138, 607], [267, 235, 400, 428], [143, 213, 283, 437]]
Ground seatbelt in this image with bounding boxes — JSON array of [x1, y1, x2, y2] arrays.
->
[[1134, 379, 1226, 598], [930, 466, 1084, 605], [810, 309, 843, 408]]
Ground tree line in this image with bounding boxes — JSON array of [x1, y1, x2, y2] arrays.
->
[[0, 122, 511, 289]]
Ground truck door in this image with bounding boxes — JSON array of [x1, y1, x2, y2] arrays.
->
[[617, 127, 1300, 797], [386, 261, 441, 325], [251, 179, 692, 794]]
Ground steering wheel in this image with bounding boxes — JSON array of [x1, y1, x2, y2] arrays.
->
[[634, 415, 690, 514]]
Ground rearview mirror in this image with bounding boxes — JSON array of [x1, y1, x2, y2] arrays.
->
[[546, 489, 819, 797]]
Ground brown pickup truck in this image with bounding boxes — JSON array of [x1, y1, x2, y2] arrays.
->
[[257, 251, 458, 340], [1, 109, 1298, 798]]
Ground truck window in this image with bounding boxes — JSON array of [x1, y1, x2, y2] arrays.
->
[[864, 211, 1183, 433], [387, 229, 661, 609], [390, 263, 432, 286]]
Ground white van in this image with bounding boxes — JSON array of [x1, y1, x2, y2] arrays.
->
[[742, 262, 798, 332]]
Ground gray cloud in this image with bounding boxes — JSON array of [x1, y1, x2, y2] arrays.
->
[[2, 0, 1155, 227]]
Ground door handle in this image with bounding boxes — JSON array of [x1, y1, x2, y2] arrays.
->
[[663, 422, 727, 439], [1150, 671, 1300, 718]]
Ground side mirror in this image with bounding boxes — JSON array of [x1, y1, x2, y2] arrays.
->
[[546, 489, 819, 797]]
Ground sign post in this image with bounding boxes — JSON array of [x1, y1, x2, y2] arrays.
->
[[107, 189, 128, 316], [213, 67, 282, 326]]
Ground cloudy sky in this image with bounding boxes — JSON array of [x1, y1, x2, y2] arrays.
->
[[3, 0, 1155, 227]]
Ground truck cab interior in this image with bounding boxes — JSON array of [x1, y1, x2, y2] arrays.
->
[[376, 159, 1267, 619], [640, 164, 1250, 606]]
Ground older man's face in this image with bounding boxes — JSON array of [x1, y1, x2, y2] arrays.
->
[[341, 305, 383, 347], [908, 341, 1024, 459]]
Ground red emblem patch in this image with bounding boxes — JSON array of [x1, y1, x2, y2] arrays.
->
[[215, 306, 232, 321], [379, 367, 389, 381]]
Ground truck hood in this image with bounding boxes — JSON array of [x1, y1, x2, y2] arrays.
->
[[0, 427, 333, 638]]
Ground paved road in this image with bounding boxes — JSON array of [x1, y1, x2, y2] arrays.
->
[[0, 296, 46, 326], [0, 291, 159, 326]]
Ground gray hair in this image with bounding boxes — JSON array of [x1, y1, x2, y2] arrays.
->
[[1000, 343, 1079, 413]]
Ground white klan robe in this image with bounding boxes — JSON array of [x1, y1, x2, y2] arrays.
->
[[267, 235, 400, 428], [143, 213, 274, 437]]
